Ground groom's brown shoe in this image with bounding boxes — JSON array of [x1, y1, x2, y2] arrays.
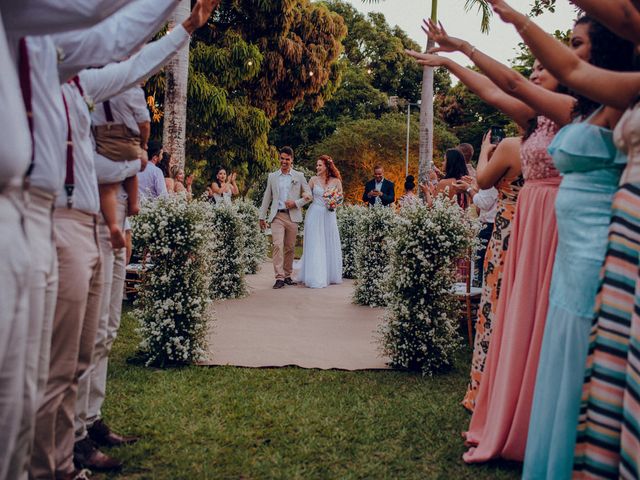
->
[[273, 280, 285, 289], [284, 277, 297, 286]]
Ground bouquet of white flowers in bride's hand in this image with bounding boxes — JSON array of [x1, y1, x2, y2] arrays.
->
[[322, 186, 344, 211]]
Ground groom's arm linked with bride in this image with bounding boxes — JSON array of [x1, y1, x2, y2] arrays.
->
[[258, 154, 311, 288]]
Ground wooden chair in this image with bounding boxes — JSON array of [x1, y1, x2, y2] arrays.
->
[[454, 252, 482, 347]]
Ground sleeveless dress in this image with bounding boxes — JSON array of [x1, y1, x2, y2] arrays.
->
[[574, 102, 640, 479], [297, 184, 343, 288], [523, 111, 625, 479], [213, 190, 232, 205], [464, 116, 561, 463], [462, 172, 524, 412]]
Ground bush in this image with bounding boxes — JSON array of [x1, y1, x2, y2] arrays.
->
[[353, 205, 398, 307], [379, 199, 480, 375], [234, 198, 268, 274], [208, 202, 247, 300], [337, 204, 366, 279], [131, 197, 215, 367]]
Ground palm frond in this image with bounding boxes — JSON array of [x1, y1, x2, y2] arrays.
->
[[464, 0, 492, 33]]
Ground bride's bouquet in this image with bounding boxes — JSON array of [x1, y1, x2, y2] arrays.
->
[[322, 187, 344, 211]]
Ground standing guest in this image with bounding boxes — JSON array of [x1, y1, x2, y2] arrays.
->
[[458, 143, 477, 179], [362, 165, 395, 206], [6, 2, 184, 479], [208, 166, 238, 205], [259, 147, 311, 289], [137, 141, 168, 200], [456, 174, 498, 284], [398, 175, 421, 207], [485, 0, 640, 477], [31, 7, 215, 477], [158, 151, 173, 192], [171, 165, 193, 199], [436, 149, 470, 209]]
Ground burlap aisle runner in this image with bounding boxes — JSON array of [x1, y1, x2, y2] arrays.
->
[[201, 263, 390, 370]]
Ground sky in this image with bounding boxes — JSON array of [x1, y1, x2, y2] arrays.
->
[[344, 0, 578, 68]]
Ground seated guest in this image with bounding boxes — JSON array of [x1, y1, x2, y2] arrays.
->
[[208, 166, 238, 204], [398, 175, 421, 207], [136, 141, 168, 200], [362, 165, 395, 206], [436, 149, 470, 209]]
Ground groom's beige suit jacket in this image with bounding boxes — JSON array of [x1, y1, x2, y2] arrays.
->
[[259, 169, 311, 223]]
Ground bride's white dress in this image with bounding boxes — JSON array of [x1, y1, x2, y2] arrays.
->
[[297, 183, 343, 288]]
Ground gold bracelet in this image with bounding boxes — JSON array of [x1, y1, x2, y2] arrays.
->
[[517, 17, 531, 34]]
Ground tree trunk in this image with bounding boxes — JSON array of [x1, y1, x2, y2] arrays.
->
[[162, 3, 190, 169], [418, 0, 438, 185]]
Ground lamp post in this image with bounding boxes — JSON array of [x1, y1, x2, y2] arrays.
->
[[405, 101, 421, 176]]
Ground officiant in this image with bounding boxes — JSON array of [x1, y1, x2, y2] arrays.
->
[[362, 165, 395, 206]]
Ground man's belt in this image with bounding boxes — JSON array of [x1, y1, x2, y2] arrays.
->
[[278, 208, 288, 213]]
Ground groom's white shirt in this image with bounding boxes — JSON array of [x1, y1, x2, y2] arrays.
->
[[277, 171, 292, 210], [259, 168, 311, 223]]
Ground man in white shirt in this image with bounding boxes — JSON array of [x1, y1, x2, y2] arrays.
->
[[30, 4, 217, 476], [259, 147, 311, 289]]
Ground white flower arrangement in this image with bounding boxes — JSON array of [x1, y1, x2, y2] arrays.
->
[[353, 205, 399, 307], [207, 201, 247, 300], [130, 197, 217, 367], [379, 198, 480, 375], [337, 204, 367, 279], [231, 199, 268, 275]]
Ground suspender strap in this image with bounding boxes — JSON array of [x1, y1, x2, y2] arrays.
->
[[18, 38, 35, 184], [103, 100, 115, 122], [61, 91, 74, 208], [71, 75, 84, 97]]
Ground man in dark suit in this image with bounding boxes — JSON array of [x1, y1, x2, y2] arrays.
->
[[362, 164, 395, 206]]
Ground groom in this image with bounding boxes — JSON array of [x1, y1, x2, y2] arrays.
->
[[259, 147, 311, 289]]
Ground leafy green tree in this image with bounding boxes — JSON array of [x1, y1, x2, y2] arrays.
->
[[147, 0, 346, 193]]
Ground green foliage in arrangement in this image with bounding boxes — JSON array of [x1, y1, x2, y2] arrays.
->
[[131, 197, 215, 367], [208, 202, 247, 300], [336, 204, 367, 278], [233, 199, 269, 275], [380, 200, 480, 375], [353, 205, 399, 307]]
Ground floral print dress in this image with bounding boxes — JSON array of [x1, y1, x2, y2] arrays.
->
[[462, 173, 524, 412]]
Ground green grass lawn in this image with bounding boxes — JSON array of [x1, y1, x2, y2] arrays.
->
[[98, 305, 521, 479]]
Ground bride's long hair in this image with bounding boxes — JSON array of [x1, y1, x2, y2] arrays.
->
[[319, 155, 341, 181]]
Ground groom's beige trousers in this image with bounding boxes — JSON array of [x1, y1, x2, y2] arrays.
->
[[271, 211, 297, 280]]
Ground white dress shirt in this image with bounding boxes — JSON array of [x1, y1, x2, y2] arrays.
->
[[19, 0, 179, 195], [472, 187, 499, 224], [277, 170, 293, 210], [55, 25, 190, 213], [0, 14, 30, 188]]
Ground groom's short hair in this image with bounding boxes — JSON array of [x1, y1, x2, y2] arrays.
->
[[279, 146, 294, 159]]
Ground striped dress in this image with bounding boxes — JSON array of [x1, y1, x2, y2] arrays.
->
[[574, 103, 640, 479]]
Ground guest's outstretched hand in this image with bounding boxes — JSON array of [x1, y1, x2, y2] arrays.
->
[[404, 50, 448, 68], [422, 19, 466, 54], [487, 0, 521, 24], [183, 0, 221, 34]]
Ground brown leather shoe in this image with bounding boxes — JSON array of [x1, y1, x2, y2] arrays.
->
[[74, 437, 122, 472], [273, 279, 285, 289], [88, 419, 139, 447]]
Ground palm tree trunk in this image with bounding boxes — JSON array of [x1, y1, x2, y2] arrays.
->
[[162, 2, 190, 169], [418, 0, 438, 185]]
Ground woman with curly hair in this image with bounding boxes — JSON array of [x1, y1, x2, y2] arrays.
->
[[296, 155, 343, 288]]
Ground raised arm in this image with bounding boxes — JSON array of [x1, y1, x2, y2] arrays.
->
[[405, 51, 534, 129], [54, 0, 180, 82], [424, 19, 575, 126], [569, 0, 640, 44], [476, 133, 522, 190], [488, 0, 640, 110], [0, 0, 132, 36]]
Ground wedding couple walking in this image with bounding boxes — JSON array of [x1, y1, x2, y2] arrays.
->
[[259, 147, 343, 289]]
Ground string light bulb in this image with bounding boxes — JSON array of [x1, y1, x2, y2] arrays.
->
[[309, 71, 314, 77], [247, 60, 253, 66]]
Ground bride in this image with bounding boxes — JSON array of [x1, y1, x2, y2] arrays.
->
[[297, 155, 343, 288]]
